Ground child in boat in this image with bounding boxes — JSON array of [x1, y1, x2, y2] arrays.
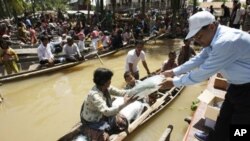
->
[[123, 71, 158, 104], [80, 68, 137, 141], [0, 37, 19, 75], [123, 71, 142, 89], [161, 51, 178, 72]]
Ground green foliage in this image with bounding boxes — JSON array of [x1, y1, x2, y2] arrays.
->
[[191, 100, 200, 111], [34, 0, 69, 11], [188, 0, 200, 6]]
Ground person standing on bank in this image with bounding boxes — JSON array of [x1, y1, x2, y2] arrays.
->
[[125, 40, 150, 80], [160, 11, 250, 141]]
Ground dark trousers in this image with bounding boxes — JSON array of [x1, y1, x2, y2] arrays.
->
[[39, 59, 61, 65], [208, 83, 250, 141]]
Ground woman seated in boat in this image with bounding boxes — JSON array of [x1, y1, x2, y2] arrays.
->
[[63, 36, 83, 62], [37, 35, 61, 66], [80, 68, 137, 141], [77, 31, 89, 54], [122, 28, 134, 44], [17, 21, 30, 44], [99, 31, 111, 51], [0, 37, 19, 75]]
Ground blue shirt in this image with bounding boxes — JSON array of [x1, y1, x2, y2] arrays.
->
[[173, 25, 250, 87]]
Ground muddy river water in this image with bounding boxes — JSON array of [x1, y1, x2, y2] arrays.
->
[[0, 39, 206, 141]]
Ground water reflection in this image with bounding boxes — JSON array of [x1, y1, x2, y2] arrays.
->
[[0, 38, 206, 141]]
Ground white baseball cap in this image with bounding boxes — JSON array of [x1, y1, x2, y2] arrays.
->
[[185, 11, 215, 39]]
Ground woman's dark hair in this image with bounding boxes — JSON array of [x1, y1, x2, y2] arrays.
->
[[93, 68, 113, 86]]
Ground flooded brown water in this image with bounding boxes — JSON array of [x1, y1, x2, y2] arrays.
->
[[0, 39, 206, 141]]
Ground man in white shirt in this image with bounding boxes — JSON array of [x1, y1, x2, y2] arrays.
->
[[37, 35, 60, 65], [125, 40, 150, 79]]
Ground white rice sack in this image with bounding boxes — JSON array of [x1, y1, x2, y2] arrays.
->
[[128, 75, 165, 99], [112, 97, 145, 123]]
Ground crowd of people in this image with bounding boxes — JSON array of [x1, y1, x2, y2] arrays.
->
[[0, 6, 190, 75]]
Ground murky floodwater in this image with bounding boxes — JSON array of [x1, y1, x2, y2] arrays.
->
[[0, 39, 206, 141]]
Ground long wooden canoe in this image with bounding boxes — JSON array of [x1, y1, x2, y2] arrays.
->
[[58, 84, 184, 141], [109, 86, 184, 141], [0, 61, 83, 83], [0, 32, 167, 83]]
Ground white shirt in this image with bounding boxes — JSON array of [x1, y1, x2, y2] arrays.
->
[[37, 43, 54, 61], [101, 35, 110, 47], [63, 43, 82, 57], [233, 9, 242, 24], [125, 49, 146, 72]]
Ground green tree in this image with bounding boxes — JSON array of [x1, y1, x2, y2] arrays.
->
[[0, 0, 28, 19]]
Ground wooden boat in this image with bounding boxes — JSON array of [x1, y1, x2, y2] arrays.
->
[[0, 50, 102, 83], [109, 86, 184, 141], [0, 32, 168, 83], [58, 77, 184, 141], [0, 60, 83, 83]]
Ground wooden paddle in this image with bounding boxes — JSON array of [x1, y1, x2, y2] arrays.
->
[[95, 52, 104, 65]]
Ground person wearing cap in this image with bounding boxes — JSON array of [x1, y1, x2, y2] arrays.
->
[[63, 36, 82, 62], [160, 11, 250, 141], [125, 40, 150, 80], [0, 38, 19, 75]]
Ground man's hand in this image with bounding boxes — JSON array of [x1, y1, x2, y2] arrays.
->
[[123, 94, 138, 106], [48, 58, 54, 64], [161, 70, 174, 78], [159, 77, 174, 90]]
